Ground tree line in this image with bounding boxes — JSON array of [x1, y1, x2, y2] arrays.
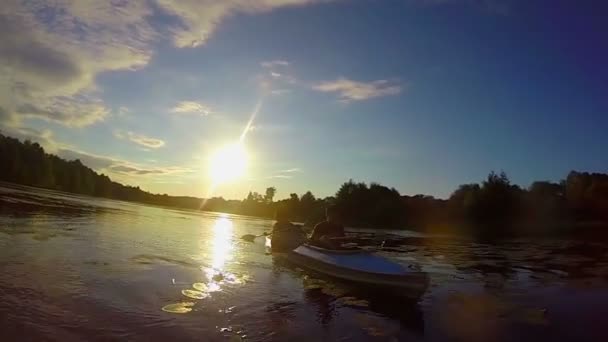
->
[[1, 133, 607, 238]]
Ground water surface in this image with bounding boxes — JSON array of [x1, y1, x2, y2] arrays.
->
[[1, 183, 607, 341]]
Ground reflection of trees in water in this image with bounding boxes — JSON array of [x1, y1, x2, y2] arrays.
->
[[303, 287, 338, 326], [301, 275, 425, 336], [269, 255, 426, 335]]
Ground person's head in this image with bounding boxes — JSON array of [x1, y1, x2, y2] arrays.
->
[[275, 207, 290, 223], [326, 205, 341, 223]]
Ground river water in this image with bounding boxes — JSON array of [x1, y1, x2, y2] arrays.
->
[[1, 183, 607, 341]]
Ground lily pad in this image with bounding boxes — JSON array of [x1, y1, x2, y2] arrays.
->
[[182, 289, 208, 300], [162, 302, 195, 314]]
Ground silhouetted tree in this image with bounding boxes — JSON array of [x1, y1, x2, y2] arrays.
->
[[264, 187, 276, 203]]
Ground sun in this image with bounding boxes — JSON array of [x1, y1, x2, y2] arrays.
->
[[208, 143, 248, 184]]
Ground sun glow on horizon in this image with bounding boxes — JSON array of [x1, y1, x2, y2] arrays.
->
[[208, 143, 248, 185]]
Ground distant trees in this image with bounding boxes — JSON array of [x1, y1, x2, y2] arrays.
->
[[444, 172, 524, 236], [335, 180, 402, 227], [0, 133, 202, 209], [565, 171, 608, 221], [2, 133, 608, 238], [264, 187, 276, 203]]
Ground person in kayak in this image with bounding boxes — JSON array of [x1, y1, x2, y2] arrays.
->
[[271, 207, 306, 252], [310, 205, 345, 249]]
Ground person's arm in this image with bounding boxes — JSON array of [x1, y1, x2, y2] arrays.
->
[[310, 222, 325, 242]]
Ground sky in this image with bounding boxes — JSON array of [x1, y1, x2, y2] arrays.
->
[[1, 0, 607, 200]]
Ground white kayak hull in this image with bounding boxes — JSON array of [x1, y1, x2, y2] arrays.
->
[[287, 244, 429, 297]]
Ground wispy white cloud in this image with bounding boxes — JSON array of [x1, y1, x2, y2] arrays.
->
[[281, 168, 302, 173], [115, 130, 165, 149], [116, 106, 131, 118], [170, 101, 212, 115], [16, 97, 109, 127], [270, 89, 292, 96], [312, 78, 403, 102], [57, 149, 193, 177], [259, 59, 297, 96], [261, 60, 290, 68], [157, 1, 333, 48], [268, 174, 293, 179], [267, 167, 302, 179]]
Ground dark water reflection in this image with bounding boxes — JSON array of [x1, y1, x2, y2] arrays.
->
[[1, 183, 608, 341]]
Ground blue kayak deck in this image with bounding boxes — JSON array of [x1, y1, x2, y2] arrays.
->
[[291, 245, 408, 276]]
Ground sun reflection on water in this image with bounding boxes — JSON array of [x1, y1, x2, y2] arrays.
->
[[204, 215, 234, 287]]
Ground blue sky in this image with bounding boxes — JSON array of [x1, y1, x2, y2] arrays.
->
[[1, 0, 606, 199]]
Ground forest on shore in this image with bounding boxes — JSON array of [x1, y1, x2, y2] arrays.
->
[[1, 133, 607, 238]]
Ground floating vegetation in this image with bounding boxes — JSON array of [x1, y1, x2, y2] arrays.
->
[[161, 302, 195, 314], [303, 277, 326, 290], [339, 296, 369, 308], [193, 282, 221, 293], [304, 283, 323, 290], [320, 285, 348, 297], [192, 282, 209, 292], [223, 273, 250, 285], [181, 289, 208, 300]]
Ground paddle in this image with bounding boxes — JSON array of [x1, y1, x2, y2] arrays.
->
[[240, 231, 269, 242]]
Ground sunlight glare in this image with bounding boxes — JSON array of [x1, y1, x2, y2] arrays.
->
[[208, 143, 248, 184]]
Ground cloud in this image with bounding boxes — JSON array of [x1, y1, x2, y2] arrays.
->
[[312, 78, 403, 102], [267, 167, 302, 179], [115, 130, 165, 149], [155, 0, 330, 48], [270, 89, 292, 95], [57, 148, 192, 177], [16, 97, 109, 127], [261, 60, 290, 68], [281, 168, 302, 173], [259, 59, 297, 95], [0, 0, 153, 127], [170, 101, 212, 115], [116, 106, 131, 118], [268, 174, 293, 179], [2, 1, 333, 129]]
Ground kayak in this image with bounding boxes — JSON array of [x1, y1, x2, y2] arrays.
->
[[285, 244, 429, 297]]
